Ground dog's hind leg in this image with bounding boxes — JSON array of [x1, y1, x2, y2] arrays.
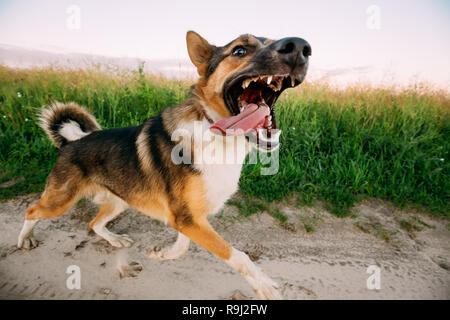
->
[[172, 216, 282, 300], [147, 232, 190, 260], [89, 192, 133, 248], [18, 171, 84, 249]]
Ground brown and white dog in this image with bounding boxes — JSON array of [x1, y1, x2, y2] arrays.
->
[[17, 31, 310, 300]]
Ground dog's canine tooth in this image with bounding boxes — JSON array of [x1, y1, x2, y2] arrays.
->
[[277, 79, 283, 90], [290, 75, 295, 87], [267, 76, 272, 84]]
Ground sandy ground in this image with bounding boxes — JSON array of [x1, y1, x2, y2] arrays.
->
[[0, 193, 449, 300]]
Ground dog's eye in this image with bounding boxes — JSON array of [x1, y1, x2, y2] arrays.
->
[[231, 46, 247, 57]]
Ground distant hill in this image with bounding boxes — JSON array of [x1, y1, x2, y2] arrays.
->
[[0, 43, 197, 79]]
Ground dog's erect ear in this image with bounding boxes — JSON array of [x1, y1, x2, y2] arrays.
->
[[186, 31, 215, 77]]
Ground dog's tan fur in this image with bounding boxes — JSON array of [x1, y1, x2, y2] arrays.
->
[[18, 31, 310, 299]]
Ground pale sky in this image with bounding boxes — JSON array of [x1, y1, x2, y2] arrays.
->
[[0, 0, 449, 87]]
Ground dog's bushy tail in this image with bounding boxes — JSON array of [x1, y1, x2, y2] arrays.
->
[[39, 102, 101, 149]]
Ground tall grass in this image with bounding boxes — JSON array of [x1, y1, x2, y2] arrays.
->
[[0, 65, 448, 216]]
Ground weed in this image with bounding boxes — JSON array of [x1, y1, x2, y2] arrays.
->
[[298, 213, 322, 233]]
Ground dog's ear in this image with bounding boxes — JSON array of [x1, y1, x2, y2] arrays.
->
[[186, 31, 215, 77]]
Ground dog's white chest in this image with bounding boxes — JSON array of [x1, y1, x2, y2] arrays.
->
[[200, 162, 244, 214], [195, 133, 248, 214], [177, 119, 249, 214]]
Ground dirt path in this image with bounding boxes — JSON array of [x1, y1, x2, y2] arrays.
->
[[0, 194, 449, 300]]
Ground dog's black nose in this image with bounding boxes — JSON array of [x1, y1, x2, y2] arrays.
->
[[273, 37, 311, 67]]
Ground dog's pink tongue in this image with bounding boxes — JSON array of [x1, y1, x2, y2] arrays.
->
[[210, 103, 270, 136]]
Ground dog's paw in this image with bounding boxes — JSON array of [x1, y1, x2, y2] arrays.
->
[[254, 279, 283, 300], [146, 244, 187, 261], [107, 234, 134, 248], [147, 245, 179, 261], [257, 280, 283, 300], [18, 236, 39, 250], [147, 245, 180, 261], [247, 273, 283, 300]]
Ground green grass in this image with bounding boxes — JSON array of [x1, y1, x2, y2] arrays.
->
[[0, 65, 449, 217], [398, 216, 435, 233], [240, 83, 450, 216], [226, 198, 288, 223], [298, 213, 322, 233]]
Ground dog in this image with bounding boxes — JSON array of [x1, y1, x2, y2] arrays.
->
[[17, 31, 310, 300]]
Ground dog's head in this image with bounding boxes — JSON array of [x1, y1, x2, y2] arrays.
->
[[187, 31, 311, 151]]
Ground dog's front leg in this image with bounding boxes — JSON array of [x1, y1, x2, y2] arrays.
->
[[174, 217, 282, 300]]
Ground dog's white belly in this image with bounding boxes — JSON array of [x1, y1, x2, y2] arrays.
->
[[200, 162, 244, 214]]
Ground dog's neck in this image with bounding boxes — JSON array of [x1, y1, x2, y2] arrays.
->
[[161, 86, 224, 135], [159, 91, 250, 167], [198, 99, 220, 124], [201, 108, 214, 124], [191, 82, 233, 122]]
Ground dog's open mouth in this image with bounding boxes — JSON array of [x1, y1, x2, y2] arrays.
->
[[210, 74, 298, 151]]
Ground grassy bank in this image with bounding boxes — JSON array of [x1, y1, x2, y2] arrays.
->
[[0, 65, 448, 216]]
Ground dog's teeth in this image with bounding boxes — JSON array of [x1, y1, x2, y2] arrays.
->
[[271, 80, 279, 91], [290, 75, 295, 87], [278, 79, 283, 90], [267, 76, 272, 84]]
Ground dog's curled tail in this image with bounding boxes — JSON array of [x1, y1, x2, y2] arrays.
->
[[39, 102, 101, 149]]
